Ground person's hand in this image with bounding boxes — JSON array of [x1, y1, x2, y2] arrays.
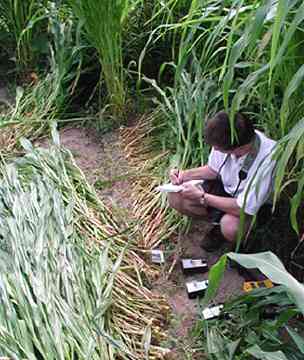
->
[[169, 168, 184, 185], [181, 183, 205, 201]]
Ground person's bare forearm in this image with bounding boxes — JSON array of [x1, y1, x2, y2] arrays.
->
[[182, 165, 218, 182], [204, 193, 241, 217]]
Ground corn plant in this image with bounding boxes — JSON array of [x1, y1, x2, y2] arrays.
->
[[170, 0, 304, 135], [69, 0, 134, 119], [272, 118, 304, 234], [142, 0, 304, 136], [0, 174, 128, 358], [0, 73, 71, 157], [198, 251, 304, 359], [0, 0, 48, 68], [144, 59, 218, 170], [46, 2, 83, 105], [198, 286, 304, 359], [0, 125, 169, 359], [0, 4, 84, 156], [135, 0, 304, 237]]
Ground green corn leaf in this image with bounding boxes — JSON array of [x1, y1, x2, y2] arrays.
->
[[290, 174, 304, 234], [280, 64, 304, 135], [201, 254, 227, 309], [231, 63, 269, 117], [269, 0, 290, 82], [272, 0, 304, 71], [285, 326, 304, 354], [227, 252, 304, 314], [228, 339, 241, 360], [247, 0, 273, 55], [273, 119, 304, 204], [247, 344, 288, 360]]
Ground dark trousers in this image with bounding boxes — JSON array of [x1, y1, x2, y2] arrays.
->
[[201, 179, 272, 225], [201, 179, 230, 223]]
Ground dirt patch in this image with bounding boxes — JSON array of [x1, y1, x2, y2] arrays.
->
[[36, 126, 133, 213], [152, 220, 244, 359]]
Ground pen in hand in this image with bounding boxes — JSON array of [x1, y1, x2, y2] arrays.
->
[[170, 168, 183, 185], [177, 169, 182, 184]]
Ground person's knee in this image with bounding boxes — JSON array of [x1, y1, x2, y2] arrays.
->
[[168, 193, 205, 217], [220, 215, 239, 242], [168, 192, 211, 218]]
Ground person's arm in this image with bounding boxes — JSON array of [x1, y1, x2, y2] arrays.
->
[[170, 165, 218, 184], [182, 165, 218, 181], [204, 193, 241, 217], [181, 183, 241, 217]]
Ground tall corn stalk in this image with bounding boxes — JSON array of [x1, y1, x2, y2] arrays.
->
[[273, 118, 304, 234], [144, 60, 217, 169], [137, 0, 304, 235], [0, 0, 48, 68], [70, 0, 130, 119]]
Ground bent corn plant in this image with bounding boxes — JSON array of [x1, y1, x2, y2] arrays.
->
[[0, 125, 169, 359]]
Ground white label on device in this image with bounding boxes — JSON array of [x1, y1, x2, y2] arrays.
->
[[186, 280, 208, 293], [182, 259, 207, 268], [151, 249, 165, 264], [202, 305, 224, 320]]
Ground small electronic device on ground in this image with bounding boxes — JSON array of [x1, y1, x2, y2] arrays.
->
[[202, 304, 224, 320], [151, 249, 165, 264], [181, 258, 208, 275], [186, 279, 208, 299], [243, 279, 273, 292]]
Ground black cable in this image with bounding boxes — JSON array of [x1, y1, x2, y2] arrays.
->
[[232, 169, 248, 197], [217, 155, 229, 180]]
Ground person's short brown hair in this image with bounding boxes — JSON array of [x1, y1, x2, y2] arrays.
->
[[205, 111, 255, 150]]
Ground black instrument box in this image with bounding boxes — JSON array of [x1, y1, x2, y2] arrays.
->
[[186, 279, 208, 299], [181, 258, 208, 275]]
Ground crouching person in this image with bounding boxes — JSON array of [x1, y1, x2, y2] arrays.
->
[[168, 111, 277, 251]]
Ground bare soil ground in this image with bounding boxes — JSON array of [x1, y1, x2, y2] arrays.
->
[[41, 125, 244, 358], [152, 220, 244, 358]]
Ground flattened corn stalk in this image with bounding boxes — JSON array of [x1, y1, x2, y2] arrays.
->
[[0, 126, 170, 359], [121, 112, 183, 249]]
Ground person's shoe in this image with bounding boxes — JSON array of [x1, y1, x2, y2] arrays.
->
[[201, 227, 224, 252]]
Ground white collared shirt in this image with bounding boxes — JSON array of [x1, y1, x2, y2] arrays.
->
[[208, 130, 277, 215]]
